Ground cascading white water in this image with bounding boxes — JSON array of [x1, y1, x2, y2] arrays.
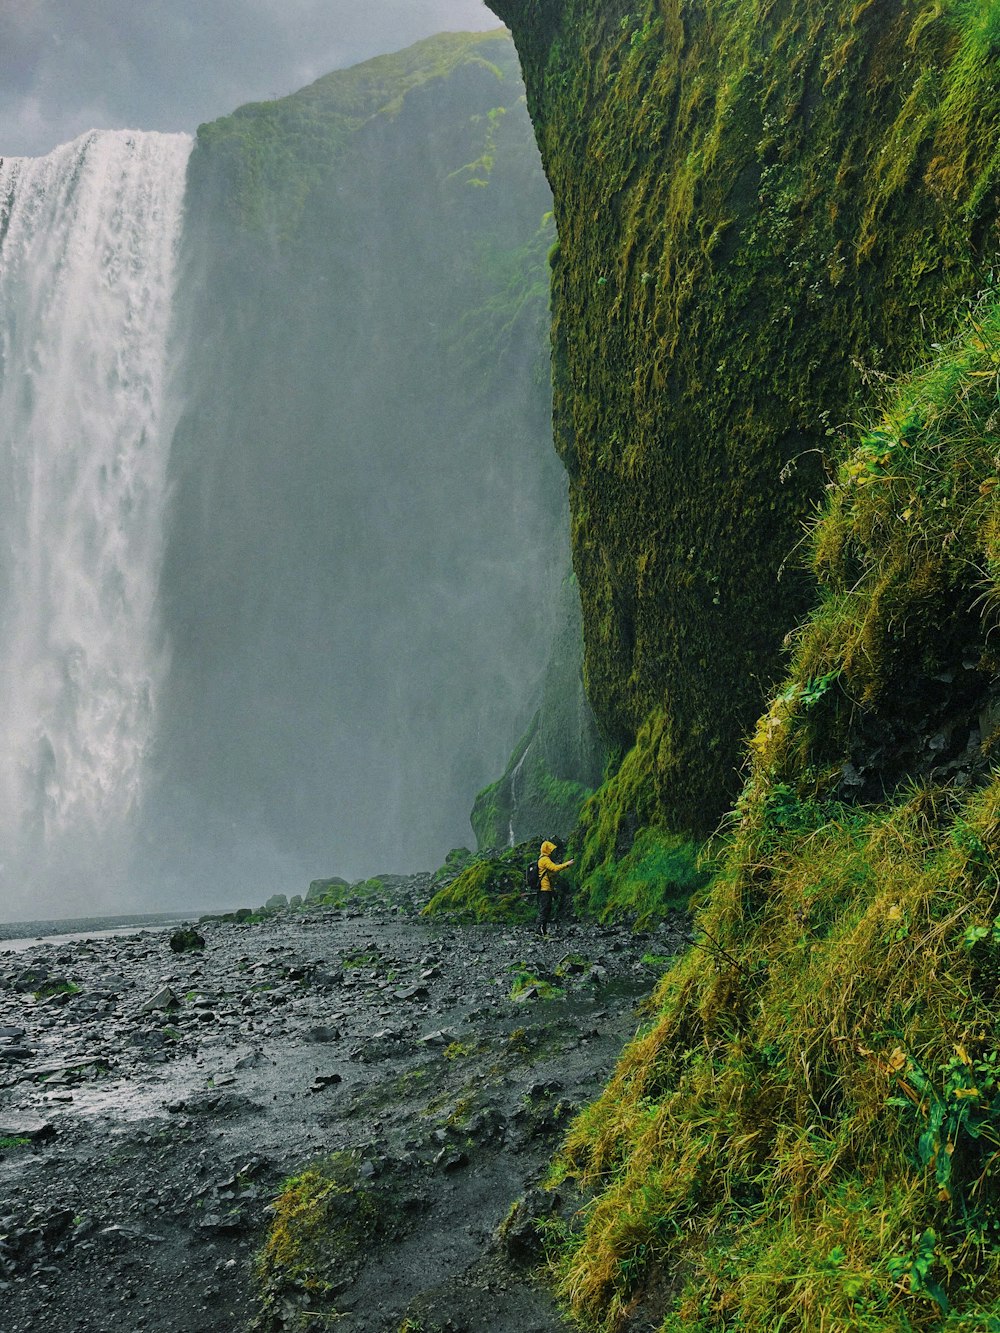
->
[[0, 129, 191, 915]]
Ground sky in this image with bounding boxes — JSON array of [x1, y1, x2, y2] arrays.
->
[[1, 0, 501, 158]]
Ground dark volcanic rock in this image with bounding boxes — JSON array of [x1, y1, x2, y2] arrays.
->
[[303, 1025, 341, 1044], [0, 1116, 55, 1140], [169, 927, 206, 954], [0, 879, 687, 1333], [138, 984, 181, 1014], [498, 1187, 563, 1264]]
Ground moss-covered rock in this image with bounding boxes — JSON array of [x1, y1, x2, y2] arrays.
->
[[423, 840, 541, 923], [306, 876, 349, 902], [489, 0, 1000, 846], [430, 845, 476, 885], [253, 1151, 399, 1331]]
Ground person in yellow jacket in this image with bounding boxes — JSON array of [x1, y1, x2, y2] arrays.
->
[[537, 839, 574, 936]]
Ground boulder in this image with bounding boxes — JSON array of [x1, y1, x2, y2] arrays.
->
[[13, 964, 49, 992], [139, 985, 180, 1014], [393, 985, 429, 1001], [0, 1045, 34, 1062], [419, 1028, 456, 1047], [303, 1025, 341, 1044], [307, 877, 348, 902], [169, 927, 205, 953], [498, 1187, 562, 1263], [309, 1073, 342, 1093]]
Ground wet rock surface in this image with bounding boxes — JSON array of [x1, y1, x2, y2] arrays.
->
[[0, 882, 684, 1332]]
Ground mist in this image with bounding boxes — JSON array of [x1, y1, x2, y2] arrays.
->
[[0, 34, 564, 920]]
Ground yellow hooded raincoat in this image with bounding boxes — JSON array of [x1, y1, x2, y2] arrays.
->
[[537, 840, 572, 893]]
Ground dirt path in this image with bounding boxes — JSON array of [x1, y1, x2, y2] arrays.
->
[[0, 883, 683, 1332]]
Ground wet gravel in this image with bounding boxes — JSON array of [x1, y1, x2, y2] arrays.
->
[[0, 879, 685, 1332]]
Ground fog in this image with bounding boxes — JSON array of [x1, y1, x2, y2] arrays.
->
[[0, 35, 563, 920]]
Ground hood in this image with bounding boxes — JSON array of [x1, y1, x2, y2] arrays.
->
[[540, 840, 556, 856]]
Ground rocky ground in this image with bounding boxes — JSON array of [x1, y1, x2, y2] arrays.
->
[[0, 878, 685, 1333]]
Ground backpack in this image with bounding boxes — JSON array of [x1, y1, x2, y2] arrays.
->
[[525, 860, 541, 893]]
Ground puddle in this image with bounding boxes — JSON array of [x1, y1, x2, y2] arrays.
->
[[0, 912, 211, 953]]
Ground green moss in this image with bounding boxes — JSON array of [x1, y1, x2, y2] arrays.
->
[[575, 824, 712, 927], [32, 980, 80, 1000], [510, 970, 564, 1002], [443, 1040, 476, 1061], [423, 841, 537, 923], [491, 0, 1000, 840], [471, 729, 596, 851], [523, 280, 1000, 1332], [544, 778, 1000, 1322], [470, 774, 507, 851], [430, 846, 475, 885], [541, 773, 1000, 1329], [746, 283, 1000, 807], [341, 948, 381, 970], [538, 769, 594, 817], [568, 707, 713, 922], [303, 877, 385, 909], [254, 1151, 390, 1330]]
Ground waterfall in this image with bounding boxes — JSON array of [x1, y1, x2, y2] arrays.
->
[[508, 741, 531, 848], [0, 129, 191, 915]]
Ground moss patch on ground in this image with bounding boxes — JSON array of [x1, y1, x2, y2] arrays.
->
[[423, 841, 539, 924], [253, 1151, 397, 1331]]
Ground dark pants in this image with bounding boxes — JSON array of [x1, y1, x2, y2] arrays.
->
[[537, 890, 554, 934]]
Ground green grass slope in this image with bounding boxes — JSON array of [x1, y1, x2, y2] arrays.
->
[[537, 290, 1000, 1330]]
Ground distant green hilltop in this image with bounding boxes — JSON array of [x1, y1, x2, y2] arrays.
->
[[194, 31, 523, 237]]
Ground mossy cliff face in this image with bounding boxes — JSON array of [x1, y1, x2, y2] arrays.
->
[[539, 273, 1000, 1333], [488, 0, 1000, 841]]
